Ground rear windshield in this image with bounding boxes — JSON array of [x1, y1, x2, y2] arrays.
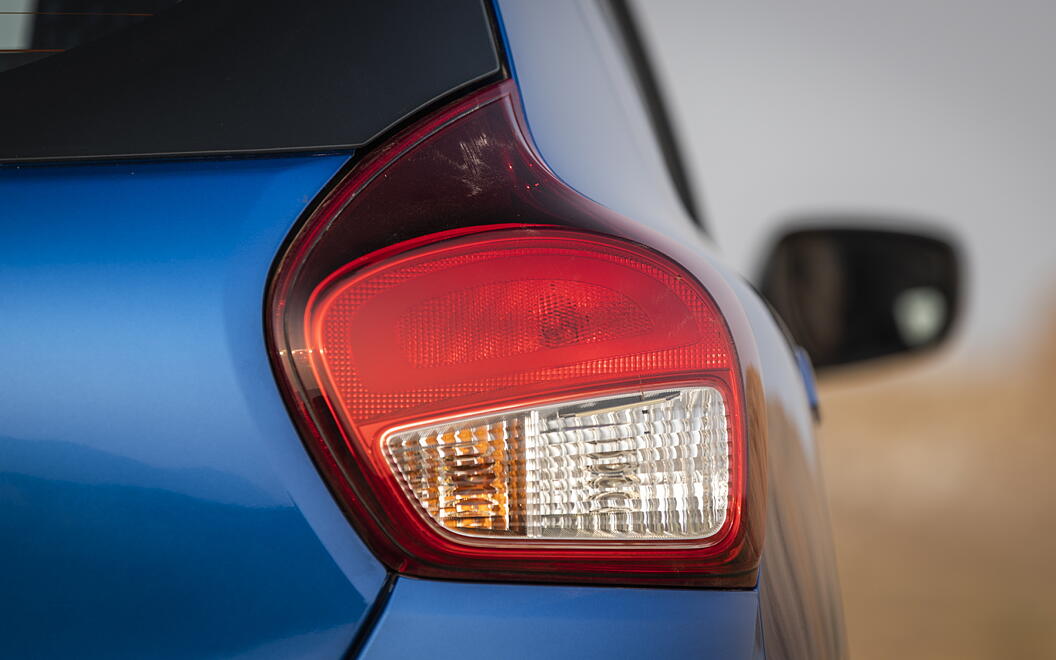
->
[[0, 1, 180, 74], [0, 0, 501, 163]]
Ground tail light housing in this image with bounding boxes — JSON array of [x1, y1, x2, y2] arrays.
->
[[268, 81, 760, 586]]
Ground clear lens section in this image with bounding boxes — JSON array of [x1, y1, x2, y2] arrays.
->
[[384, 387, 730, 540]]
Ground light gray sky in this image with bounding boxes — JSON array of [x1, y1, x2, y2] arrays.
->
[[637, 1, 1056, 368]]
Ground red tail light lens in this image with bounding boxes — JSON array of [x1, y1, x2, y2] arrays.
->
[[268, 81, 757, 586]]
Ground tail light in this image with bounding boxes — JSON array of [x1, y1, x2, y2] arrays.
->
[[268, 80, 759, 586]]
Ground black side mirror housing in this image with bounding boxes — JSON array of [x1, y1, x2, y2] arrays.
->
[[758, 224, 962, 370]]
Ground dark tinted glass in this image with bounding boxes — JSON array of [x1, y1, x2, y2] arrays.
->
[[0, 0, 501, 162], [0, 1, 180, 73]]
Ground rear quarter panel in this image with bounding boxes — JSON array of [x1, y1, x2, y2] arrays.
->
[[496, 1, 845, 657]]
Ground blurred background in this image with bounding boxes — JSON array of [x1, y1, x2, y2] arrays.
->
[[637, 2, 1056, 659]]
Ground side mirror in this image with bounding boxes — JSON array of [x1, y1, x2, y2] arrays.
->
[[758, 224, 962, 370]]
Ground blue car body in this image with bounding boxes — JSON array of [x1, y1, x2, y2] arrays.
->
[[0, 156, 386, 658], [0, 2, 843, 658]]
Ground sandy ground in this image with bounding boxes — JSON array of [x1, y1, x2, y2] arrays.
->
[[817, 330, 1056, 659]]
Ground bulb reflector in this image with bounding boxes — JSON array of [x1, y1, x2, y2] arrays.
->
[[385, 386, 730, 541]]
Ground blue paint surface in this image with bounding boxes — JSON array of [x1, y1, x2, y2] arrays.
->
[[360, 578, 760, 659], [0, 156, 387, 658]]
